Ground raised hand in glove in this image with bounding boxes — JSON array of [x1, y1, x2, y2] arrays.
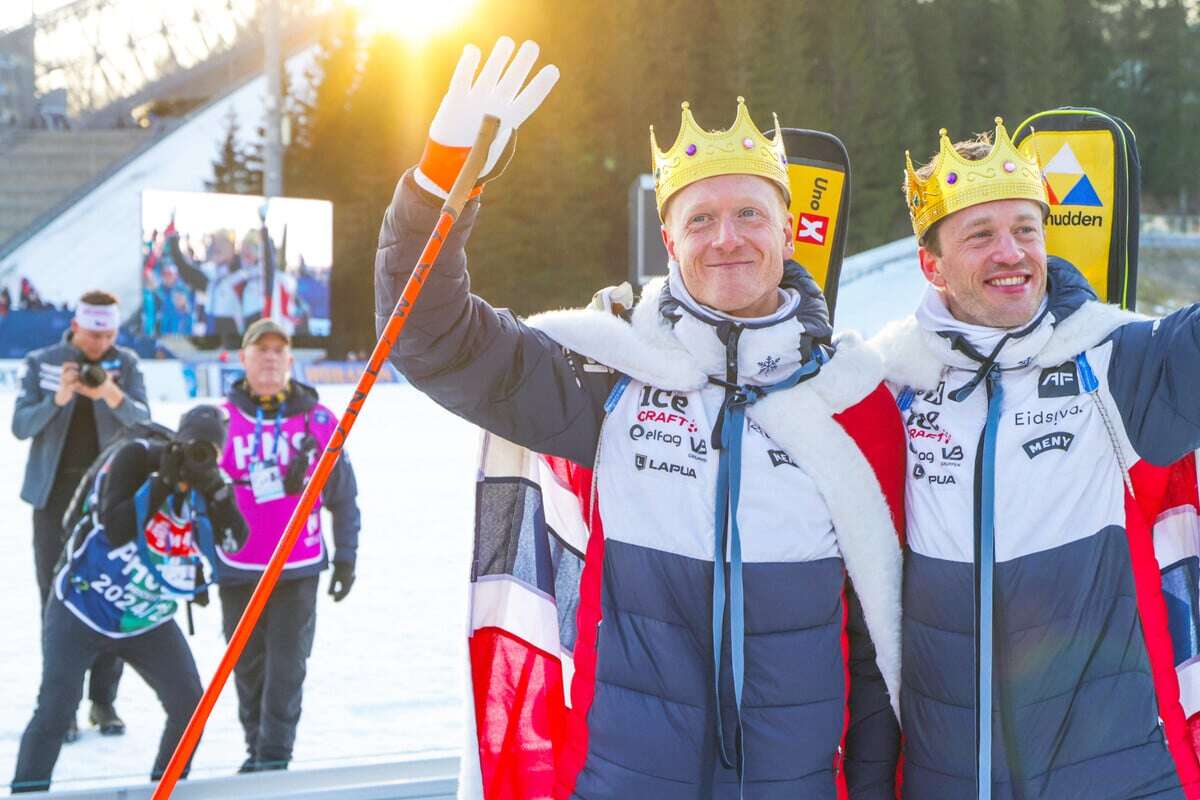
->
[[327, 562, 355, 602], [414, 36, 559, 199]]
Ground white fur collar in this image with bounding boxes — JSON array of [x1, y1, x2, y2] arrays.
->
[[746, 379, 903, 720], [527, 277, 883, 411], [526, 280, 902, 720], [869, 301, 1147, 391]]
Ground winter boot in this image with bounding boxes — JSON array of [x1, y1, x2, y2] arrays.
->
[[89, 701, 126, 736], [63, 716, 79, 744]]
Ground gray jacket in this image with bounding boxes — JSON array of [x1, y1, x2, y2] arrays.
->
[[13, 333, 151, 509]]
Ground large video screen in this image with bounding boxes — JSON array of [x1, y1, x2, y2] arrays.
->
[[140, 190, 333, 342]]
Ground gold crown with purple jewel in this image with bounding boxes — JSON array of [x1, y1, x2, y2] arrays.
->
[[650, 96, 790, 218], [904, 117, 1049, 238]]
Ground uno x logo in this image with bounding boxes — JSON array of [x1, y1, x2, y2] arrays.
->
[[796, 213, 829, 244]]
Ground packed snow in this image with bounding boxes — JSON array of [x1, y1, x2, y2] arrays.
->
[[0, 384, 476, 792]]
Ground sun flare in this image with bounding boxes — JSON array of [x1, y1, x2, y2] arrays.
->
[[347, 0, 478, 43]]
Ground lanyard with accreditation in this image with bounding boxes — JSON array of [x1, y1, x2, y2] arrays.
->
[[247, 405, 287, 503]]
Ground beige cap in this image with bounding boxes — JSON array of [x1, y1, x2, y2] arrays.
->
[[241, 318, 291, 348]]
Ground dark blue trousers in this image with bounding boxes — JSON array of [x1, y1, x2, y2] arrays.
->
[[11, 598, 202, 793], [219, 575, 318, 767]]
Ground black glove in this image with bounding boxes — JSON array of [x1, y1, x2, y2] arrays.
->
[[185, 462, 226, 499], [158, 443, 186, 489], [328, 562, 355, 602]]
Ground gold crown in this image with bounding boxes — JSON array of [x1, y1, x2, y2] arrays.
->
[[650, 97, 789, 218], [904, 117, 1049, 238]]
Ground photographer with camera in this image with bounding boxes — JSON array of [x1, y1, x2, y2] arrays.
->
[[216, 318, 361, 773], [12, 289, 150, 740], [10, 405, 248, 793]]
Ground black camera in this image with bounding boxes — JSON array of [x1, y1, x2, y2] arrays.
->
[[79, 362, 108, 388], [182, 441, 217, 468]]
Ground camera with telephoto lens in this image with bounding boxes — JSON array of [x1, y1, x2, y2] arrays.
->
[[182, 441, 217, 469], [79, 362, 108, 388]]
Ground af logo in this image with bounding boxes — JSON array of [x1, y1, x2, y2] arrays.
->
[[795, 212, 830, 244], [1038, 362, 1079, 398]]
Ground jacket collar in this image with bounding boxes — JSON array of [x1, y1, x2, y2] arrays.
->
[[869, 257, 1146, 391], [527, 265, 878, 411], [227, 378, 320, 416]]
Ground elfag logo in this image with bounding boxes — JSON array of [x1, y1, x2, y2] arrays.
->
[[795, 212, 830, 244], [1041, 143, 1102, 207]]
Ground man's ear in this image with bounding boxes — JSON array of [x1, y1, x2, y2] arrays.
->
[[782, 211, 794, 255], [918, 245, 946, 289], [661, 225, 677, 262]]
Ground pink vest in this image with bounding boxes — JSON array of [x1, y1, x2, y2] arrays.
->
[[218, 399, 339, 572]]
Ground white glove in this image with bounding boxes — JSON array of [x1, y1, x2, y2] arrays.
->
[[415, 37, 559, 199]]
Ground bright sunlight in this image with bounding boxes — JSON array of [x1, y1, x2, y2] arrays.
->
[[347, 0, 479, 43]]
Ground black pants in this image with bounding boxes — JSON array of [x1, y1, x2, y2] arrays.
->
[[220, 575, 318, 766], [32, 502, 123, 705], [11, 598, 202, 793]]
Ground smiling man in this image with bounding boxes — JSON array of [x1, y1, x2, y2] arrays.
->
[[376, 37, 905, 799], [872, 120, 1200, 799]]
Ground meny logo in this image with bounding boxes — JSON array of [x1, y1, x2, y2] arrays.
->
[[1022, 432, 1075, 459]]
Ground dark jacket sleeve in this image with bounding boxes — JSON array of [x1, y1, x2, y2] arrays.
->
[[374, 169, 611, 467], [842, 580, 900, 799], [1106, 304, 1200, 466], [12, 353, 60, 440], [322, 453, 361, 567], [98, 441, 166, 547]]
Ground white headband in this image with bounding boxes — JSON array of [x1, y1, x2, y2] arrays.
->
[[75, 302, 120, 332]]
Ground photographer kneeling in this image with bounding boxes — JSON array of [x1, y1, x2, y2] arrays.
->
[[11, 406, 248, 794]]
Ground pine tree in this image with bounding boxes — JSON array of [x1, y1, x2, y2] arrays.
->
[[207, 109, 260, 194]]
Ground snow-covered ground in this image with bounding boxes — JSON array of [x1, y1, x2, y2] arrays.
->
[[0, 384, 476, 792]]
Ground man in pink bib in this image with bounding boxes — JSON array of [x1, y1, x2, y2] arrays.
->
[[216, 318, 362, 772]]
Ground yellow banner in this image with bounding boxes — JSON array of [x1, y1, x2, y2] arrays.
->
[[1025, 129, 1115, 301], [786, 162, 845, 295]]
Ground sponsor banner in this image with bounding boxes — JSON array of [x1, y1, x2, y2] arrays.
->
[[1026, 129, 1115, 299], [787, 162, 846, 296], [297, 361, 404, 386]]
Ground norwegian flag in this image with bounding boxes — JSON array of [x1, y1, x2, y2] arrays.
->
[[461, 432, 605, 799]]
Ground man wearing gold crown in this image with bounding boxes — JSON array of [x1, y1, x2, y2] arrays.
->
[[871, 119, 1200, 799], [376, 38, 904, 799]]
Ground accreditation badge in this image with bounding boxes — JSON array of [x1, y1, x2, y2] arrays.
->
[[249, 461, 286, 503]]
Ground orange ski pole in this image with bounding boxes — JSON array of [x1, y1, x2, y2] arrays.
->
[[152, 113, 501, 798]]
